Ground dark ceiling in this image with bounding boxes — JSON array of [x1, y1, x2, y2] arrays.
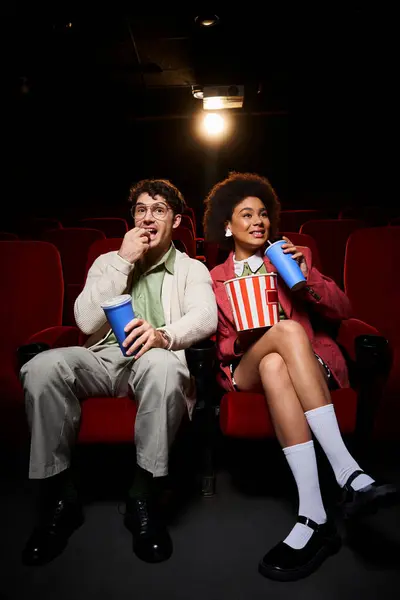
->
[[9, 7, 388, 124], [9, 11, 290, 119], [5, 8, 395, 215]]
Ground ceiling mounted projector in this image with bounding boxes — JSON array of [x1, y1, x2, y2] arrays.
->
[[201, 85, 244, 110]]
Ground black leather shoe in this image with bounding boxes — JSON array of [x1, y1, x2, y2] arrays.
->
[[124, 497, 173, 563], [22, 499, 84, 566], [258, 517, 341, 582], [340, 470, 400, 519]]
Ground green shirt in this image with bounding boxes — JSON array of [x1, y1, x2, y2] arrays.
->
[[106, 244, 176, 346], [239, 261, 286, 320]]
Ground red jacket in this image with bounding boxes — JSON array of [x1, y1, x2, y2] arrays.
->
[[211, 249, 353, 392]]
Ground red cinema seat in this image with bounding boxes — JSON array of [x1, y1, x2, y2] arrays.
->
[[344, 227, 400, 438], [300, 219, 365, 287], [217, 247, 390, 447], [80, 218, 128, 239], [0, 241, 64, 443]]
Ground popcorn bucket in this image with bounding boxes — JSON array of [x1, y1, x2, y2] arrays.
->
[[224, 273, 279, 332]]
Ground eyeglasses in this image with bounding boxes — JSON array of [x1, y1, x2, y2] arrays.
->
[[131, 203, 172, 221]]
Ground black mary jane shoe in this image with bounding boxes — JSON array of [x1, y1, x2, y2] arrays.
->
[[258, 516, 341, 582], [340, 470, 399, 519]]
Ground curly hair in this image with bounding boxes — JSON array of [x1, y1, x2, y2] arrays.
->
[[203, 172, 281, 249], [128, 179, 186, 216]]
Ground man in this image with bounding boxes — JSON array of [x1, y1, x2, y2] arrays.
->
[[20, 179, 217, 565]]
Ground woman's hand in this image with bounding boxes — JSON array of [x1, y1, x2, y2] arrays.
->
[[281, 236, 309, 278], [237, 328, 268, 352]]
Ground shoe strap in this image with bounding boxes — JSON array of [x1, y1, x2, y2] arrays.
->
[[297, 515, 320, 531], [345, 469, 365, 490]]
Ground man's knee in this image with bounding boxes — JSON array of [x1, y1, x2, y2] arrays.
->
[[20, 348, 69, 390], [132, 349, 189, 410], [136, 348, 184, 378]]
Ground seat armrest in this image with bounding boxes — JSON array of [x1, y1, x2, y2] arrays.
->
[[337, 319, 381, 362], [17, 343, 51, 370], [17, 326, 82, 371], [185, 340, 216, 410], [353, 334, 392, 452], [25, 326, 81, 349]]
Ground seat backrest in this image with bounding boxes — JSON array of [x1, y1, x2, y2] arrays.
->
[[344, 227, 400, 339], [80, 218, 129, 238], [33, 217, 63, 230], [180, 214, 196, 238], [172, 226, 196, 258], [85, 238, 123, 276], [279, 232, 323, 272], [339, 206, 389, 226], [184, 207, 196, 233], [279, 210, 328, 233], [61, 237, 123, 328], [204, 241, 220, 270], [300, 219, 365, 286], [0, 232, 18, 241], [0, 241, 63, 351], [42, 228, 106, 284], [17, 217, 63, 240], [171, 239, 187, 254]]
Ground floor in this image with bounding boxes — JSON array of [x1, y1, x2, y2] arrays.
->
[[1, 438, 400, 600]]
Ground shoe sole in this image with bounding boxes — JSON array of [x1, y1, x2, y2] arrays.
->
[[22, 512, 85, 567], [342, 486, 400, 520], [258, 535, 342, 582]]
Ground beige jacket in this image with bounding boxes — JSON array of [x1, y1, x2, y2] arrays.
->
[[74, 249, 218, 370]]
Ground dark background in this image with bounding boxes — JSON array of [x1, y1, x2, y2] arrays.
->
[[4, 8, 396, 230]]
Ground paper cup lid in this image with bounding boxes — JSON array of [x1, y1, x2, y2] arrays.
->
[[265, 240, 285, 253], [224, 273, 277, 286], [100, 294, 132, 308]]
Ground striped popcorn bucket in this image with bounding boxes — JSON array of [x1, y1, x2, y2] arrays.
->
[[224, 273, 279, 332]]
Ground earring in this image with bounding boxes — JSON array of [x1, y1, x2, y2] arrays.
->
[[225, 228, 232, 238]]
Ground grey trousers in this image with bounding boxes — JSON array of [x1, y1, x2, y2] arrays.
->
[[20, 345, 190, 479]]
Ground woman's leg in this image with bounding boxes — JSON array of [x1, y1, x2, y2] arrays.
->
[[234, 320, 331, 410], [257, 353, 310, 448], [234, 320, 384, 501], [258, 353, 327, 550]]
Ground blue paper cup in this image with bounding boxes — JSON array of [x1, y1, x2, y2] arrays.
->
[[265, 240, 306, 291], [101, 294, 136, 356]]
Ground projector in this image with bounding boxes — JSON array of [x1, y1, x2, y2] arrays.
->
[[202, 85, 244, 110]]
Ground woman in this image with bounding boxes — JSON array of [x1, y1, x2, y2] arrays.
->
[[204, 172, 397, 582]]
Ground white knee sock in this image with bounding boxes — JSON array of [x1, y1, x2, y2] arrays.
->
[[305, 404, 374, 490], [283, 440, 327, 550]]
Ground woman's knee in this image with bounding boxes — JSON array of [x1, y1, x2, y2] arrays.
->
[[265, 320, 309, 349], [259, 352, 286, 379], [274, 319, 306, 337]]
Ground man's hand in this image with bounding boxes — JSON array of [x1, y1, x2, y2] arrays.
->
[[118, 228, 150, 264], [123, 318, 169, 359]]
